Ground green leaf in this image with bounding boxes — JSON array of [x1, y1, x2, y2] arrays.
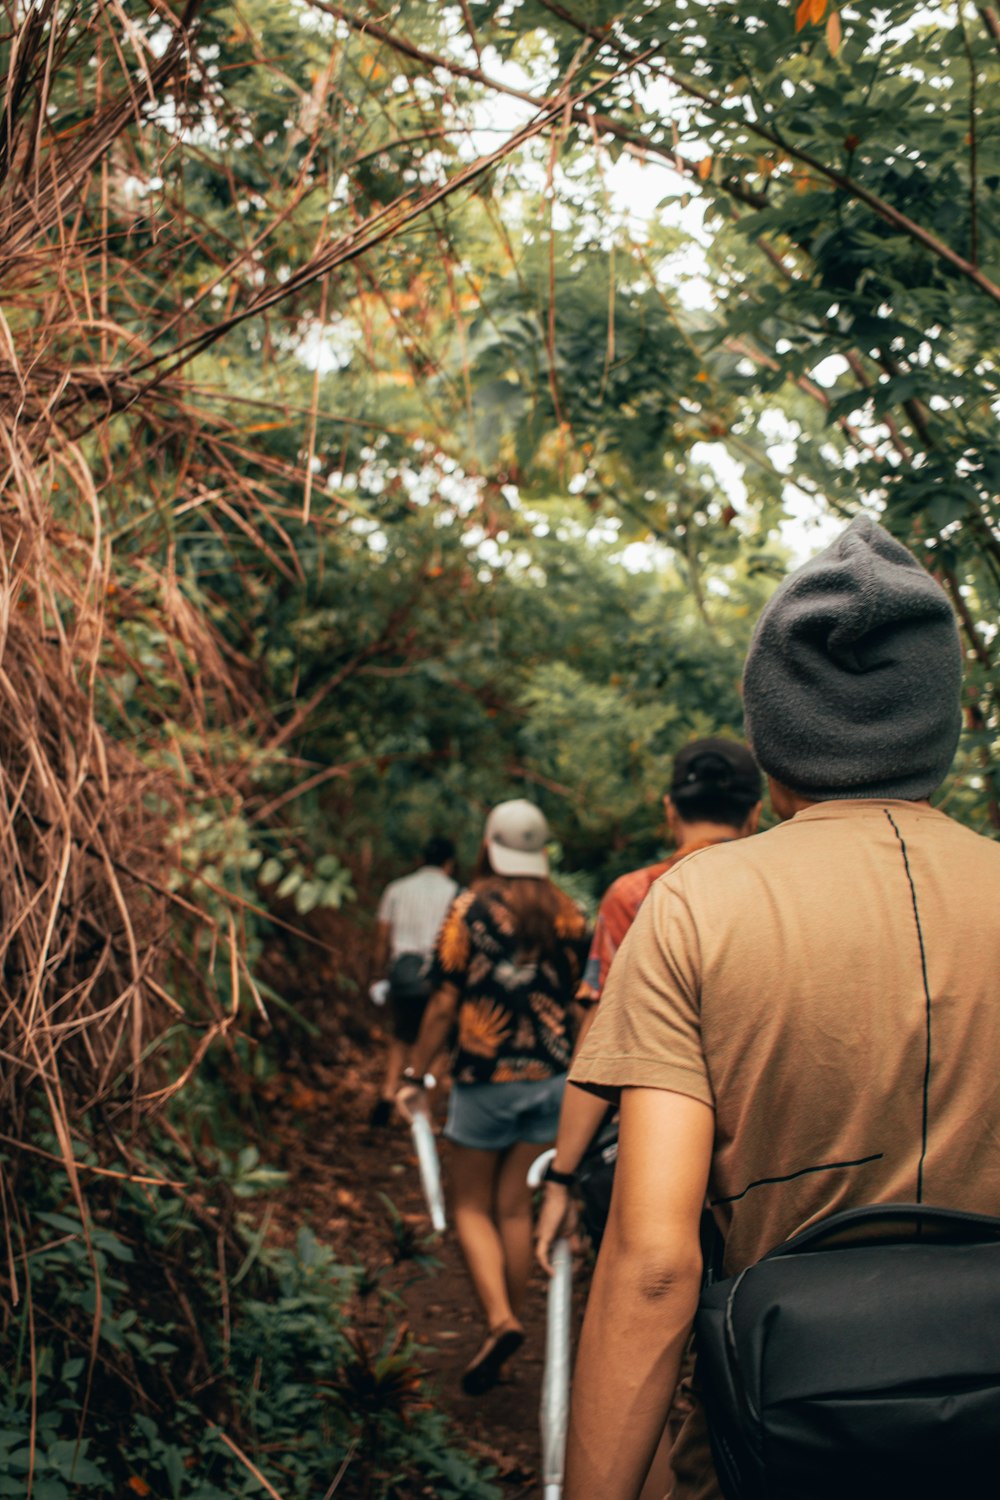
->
[[276, 869, 302, 899], [294, 880, 321, 914]]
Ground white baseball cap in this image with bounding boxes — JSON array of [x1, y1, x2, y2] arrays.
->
[[484, 799, 550, 878]]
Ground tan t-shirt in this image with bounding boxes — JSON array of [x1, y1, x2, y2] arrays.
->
[[571, 799, 1000, 1500]]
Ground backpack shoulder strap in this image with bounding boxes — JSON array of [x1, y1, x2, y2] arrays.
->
[[767, 1201, 1000, 1261]]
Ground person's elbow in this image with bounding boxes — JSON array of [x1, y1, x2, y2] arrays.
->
[[424, 987, 458, 1027], [410, 989, 456, 1065], [604, 1214, 704, 1310], [630, 1248, 703, 1308]]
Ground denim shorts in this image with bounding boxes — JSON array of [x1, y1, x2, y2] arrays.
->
[[444, 1074, 567, 1151]]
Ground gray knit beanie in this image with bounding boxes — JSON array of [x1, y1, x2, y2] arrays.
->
[[742, 516, 963, 801]]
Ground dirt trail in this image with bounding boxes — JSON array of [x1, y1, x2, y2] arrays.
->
[[260, 1008, 589, 1498]]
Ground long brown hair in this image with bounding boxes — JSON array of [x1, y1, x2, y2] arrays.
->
[[472, 845, 564, 957]]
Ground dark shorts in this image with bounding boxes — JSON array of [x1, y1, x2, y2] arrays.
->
[[444, 1075, 566, 1151], [389, 986, 430, 1045]]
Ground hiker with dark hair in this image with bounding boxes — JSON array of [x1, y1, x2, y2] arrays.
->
[[537, 739, 762, 1268], [422, 834, 456, 870], [369, 835, 458, 1128], [563, 517, 1000, 1499], [397, 799, 588, 1396], [535, 739, 761, 1500]]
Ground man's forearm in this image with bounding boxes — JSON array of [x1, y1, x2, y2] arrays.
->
[[566, 1233, 701, 1499], [565, 1087, 713, 1496], [553, 1081, 611, 1175]]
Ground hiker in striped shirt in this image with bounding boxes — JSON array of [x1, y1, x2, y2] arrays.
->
[[369, 836, 458, 1127]]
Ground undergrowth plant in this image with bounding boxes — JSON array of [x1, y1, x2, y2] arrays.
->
[[2, 1132, 499, 1500]]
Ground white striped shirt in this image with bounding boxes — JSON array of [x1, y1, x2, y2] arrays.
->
[[377, 866, 459, 960]]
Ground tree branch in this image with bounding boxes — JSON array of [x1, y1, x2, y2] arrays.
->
[[533, 0, 1000, 307], [976, 4, 1000, 56]]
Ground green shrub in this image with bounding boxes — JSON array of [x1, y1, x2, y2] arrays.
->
[[2, 1143, 498, 1500]]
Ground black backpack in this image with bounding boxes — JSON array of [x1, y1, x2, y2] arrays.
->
[[387, 951, 430, 1003], [575, 1111, 619, 1251], [695, 1202, 1000, 1500]]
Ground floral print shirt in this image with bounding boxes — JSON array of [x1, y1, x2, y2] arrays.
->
[[428, 886, 589, 1086]]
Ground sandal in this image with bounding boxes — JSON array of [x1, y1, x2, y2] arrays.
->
[[460, 1322, 525, 1396]]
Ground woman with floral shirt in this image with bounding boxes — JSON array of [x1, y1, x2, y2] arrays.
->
[[397, 799, 588, 1395]]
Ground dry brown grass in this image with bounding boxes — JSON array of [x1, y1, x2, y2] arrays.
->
[[0, 10, 319, 1469], [0, 3, 238, 1158], [0, 14, 337, 1350]]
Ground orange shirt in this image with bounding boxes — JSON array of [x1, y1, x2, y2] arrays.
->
[[577, 839, 733, 1005]]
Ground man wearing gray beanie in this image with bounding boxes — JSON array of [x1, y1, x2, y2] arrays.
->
[[562, 517, 1000, 1500], [743, 514, 963, 804]]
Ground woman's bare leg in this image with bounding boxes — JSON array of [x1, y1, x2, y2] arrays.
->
[[449, 1145, 514, 1331], [496, 1139, 546, 1320]]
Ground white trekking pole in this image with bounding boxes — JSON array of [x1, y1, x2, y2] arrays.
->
[[529, 1148, 573, 1500], [410, 1102, 447, 1233]]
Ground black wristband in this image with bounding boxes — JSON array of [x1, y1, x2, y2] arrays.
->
[[543, 1162, 576, 1188]]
